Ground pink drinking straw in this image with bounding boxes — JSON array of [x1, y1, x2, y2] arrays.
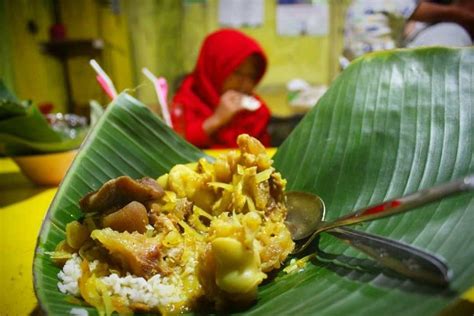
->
[[90, 59, 117, 100], [142, 67, 173, 128], [95, 75, 116, 100]]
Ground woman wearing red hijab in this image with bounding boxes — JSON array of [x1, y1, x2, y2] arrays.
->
[[171, 29, 271, 148]]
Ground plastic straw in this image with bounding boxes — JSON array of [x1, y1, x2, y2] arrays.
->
[[142, 67, 173, 128], [90, 59, 117, 99], [95, 75, 116, 100]]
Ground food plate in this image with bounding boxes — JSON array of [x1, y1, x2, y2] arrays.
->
[[33, 47, 473, 315]]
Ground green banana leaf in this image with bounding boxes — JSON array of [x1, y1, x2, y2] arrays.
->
[[0, 101, 62, 143], [0, 132, 86, 155], [33, 47, 473, 315], [0, 80, 88, 155], [89, 100, 105, 127], [0, 80, 19, 102], [0, 79, 27, 120]]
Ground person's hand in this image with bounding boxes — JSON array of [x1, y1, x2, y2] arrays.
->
[[215, 90, 246, 125], [203, 90, 246, 136]]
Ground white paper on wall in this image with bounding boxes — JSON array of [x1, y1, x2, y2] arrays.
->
[[276, 3, 328, 36], [218, 0, 265, 28]]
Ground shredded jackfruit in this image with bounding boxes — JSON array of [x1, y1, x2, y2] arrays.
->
[[53, 134, 294, 314]]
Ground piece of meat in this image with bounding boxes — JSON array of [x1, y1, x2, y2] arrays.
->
[[79, 176, 164, 213], [102, 201, 149, 233], [91, 228, 171, 278]]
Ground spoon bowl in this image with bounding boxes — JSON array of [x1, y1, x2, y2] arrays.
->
[[285, 191, 325, 240]]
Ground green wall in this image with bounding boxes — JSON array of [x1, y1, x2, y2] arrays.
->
[[125, 1, 185, 106], [1, 0, 348, 114], [0, 0, 15, 93], [0, 0, 67, 111]]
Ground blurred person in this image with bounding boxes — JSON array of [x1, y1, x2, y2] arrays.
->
[[171, 29, 271, 149], [343, 0, 474, 61], [405, 0, 474, 47]]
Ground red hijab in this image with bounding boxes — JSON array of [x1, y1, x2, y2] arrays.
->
[[171, 29, 271, 148]]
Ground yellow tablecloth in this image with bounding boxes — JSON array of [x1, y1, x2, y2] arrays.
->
[[0, 158, 56, 314], [1, 149, 473, 315]]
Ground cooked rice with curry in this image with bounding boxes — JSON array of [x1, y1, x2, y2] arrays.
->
[[52, 134, 294, 314]]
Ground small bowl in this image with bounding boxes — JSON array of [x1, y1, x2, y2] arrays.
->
[[12, 150, 77, 186]]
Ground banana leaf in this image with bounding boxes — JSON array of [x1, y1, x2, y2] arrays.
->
[[0, 81, 88, 155], [0, 100, 61, 142], [0, 132, 86, 155], [0, 79, 28, 120], [0, 80, 18, 102], [33, 47, 473, 315], [89, 100, 105, 126]]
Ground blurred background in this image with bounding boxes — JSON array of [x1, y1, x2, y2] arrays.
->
[[0, 0, 348, 125]]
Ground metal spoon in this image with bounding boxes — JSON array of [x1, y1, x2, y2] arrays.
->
[[285, 174, 474, 285]]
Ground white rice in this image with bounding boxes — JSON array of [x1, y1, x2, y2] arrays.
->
[[70, 307, 89, 316], [58, 254, 82, 296], [57, 254, 192, 309]]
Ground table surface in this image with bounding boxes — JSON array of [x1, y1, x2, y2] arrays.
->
[[1, 151, 473, 315]]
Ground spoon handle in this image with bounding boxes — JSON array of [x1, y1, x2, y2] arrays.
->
[[322, 174, 474, 231], [328, 227, 451, 286]]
